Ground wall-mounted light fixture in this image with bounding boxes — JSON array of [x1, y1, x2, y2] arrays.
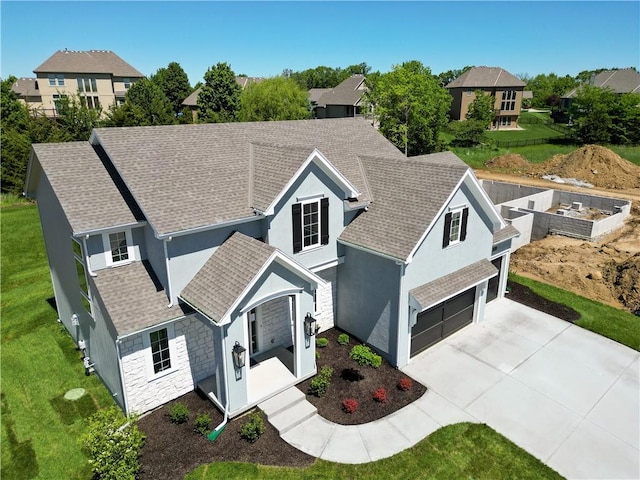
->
[[71, 313, 79, 326], [304, 313, 317, 337], [232, 341, 246, 369]]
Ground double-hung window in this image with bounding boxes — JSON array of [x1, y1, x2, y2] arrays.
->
[[292, 197, 329, 253], [103, 230, 132, 266], [150, 328, 171, 374], [48, 73, 65, 86], [443, 207, 469, 247]]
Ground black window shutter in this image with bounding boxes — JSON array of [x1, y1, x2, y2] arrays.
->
[[443, 212, 452, 248], [292, 203, 302, 253], [320, 197, 329, 245], [460, 207, 469, 242]]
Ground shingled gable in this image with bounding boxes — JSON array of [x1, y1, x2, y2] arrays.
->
[[339, 152, 505, 262], [180, 232, 325, 325], [445, 66, 526, 89], [25, 142, 142, 235], [91, 118, 399, 238], [316, 74, 367, 108], [250, 142, 361, 215]]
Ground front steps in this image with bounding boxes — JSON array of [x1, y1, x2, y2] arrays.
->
[[259, 387, 317, 434]]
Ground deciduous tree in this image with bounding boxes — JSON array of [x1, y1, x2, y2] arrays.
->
[[197, 62, 242, 123], [238, 77, 310, 122], [466, 90, 495, 127], [151, 61, 192, 115], [365, 61, 451, 156], [124, 78, 175, 125]]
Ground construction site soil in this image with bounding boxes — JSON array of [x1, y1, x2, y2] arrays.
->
[[479, 145, 640, 315]]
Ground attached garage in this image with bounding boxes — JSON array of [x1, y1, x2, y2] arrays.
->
[[409, 259, 498, 358], [411, 287, 475, 356]]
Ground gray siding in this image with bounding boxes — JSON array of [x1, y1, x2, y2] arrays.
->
[[144, 225, 168, 293], [337, 245, 401, 361], [268, 162, 347, 270], [167, 220, 264, 304]]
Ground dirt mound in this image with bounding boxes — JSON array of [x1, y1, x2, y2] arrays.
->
[[536, 145, 640, 189], [602, 253, 640, 314], [484, 154, 530, 170]]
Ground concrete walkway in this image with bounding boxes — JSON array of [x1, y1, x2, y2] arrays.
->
[[276, 299, 640, 479]]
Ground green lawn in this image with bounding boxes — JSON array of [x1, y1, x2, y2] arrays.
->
[[510, 273, 640, 351], [185, 422, 563, 480], [1, 205, 115, 480], [485, 123, 564, 142]]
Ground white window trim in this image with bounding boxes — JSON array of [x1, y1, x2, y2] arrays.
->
[[142, 324, 178, 380], [102, 230, 134, 267], [72, 237, 93, 314], [448, 207, 464, 246], [301, 198, 322, 251]]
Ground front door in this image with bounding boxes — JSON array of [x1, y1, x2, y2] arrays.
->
[[247, 307, 262, 357]]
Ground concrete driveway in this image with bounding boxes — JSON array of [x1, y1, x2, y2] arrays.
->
[[402, 298, 639, 480]]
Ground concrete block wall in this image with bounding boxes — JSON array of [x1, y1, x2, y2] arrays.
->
[[525, 210, 593, 240], [481, 180, 552, 206], [315, 266, 337, 333], [260, 296, 293, 349], [120, 315, 216, 414], [505, 211, 534, 251], [553, 191, 631, 213], [591, 212, 628, 238]]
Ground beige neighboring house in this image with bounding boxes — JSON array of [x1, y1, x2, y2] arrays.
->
[[181, 76, 264, 122], [314, 74, 367, 119], [11, 77, 43, 111], [32, 49, 144, 117], [445, 66, 526, 129], [560, 69, 640, 111]]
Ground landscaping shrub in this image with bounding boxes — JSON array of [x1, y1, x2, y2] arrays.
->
[[337, 333, 350, 345], [169, 402, 189, 424], [309, 365, 334, 397], [316, 337, 329, 348], [194, 413, 211, 435], [349, 344, 382, 368], [239, 412, 265, 443], [397, 377, 413, 391], [373, 387, 387, 403], [342, 398, 358, 414], [81, 406, 145, 480]]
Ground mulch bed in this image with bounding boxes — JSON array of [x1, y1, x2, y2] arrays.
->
[[297, 327, 427, 425], [506, 280, 581, 323], [137, 391, 314, 480]]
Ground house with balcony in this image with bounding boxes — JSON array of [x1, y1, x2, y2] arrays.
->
[[445, 66, 526, 129], [25, 117, 515, 417], [32, 49, 144, 117]]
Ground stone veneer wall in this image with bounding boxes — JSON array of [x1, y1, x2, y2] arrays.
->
[[315, 266, 336, 333], [120, 315, 216, 414], [260, 296, 293, 350]]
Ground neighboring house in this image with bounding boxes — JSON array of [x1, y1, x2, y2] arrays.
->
[[25, 118, 515, 417], [560, 69, 640, 111], [181, 76, 264, 121], [445, 66, 527, 129], [314, 74, 367, 118], [11, 77, 44, 111], [32, 49, 144, 117]]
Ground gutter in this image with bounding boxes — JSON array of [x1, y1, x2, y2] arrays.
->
[[156, 214, 263, 241], [82, 236, 97, 277]]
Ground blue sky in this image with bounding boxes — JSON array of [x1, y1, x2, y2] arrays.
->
[[1, 1, 638, 84]]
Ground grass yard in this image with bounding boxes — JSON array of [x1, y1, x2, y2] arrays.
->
[[0, 205, 115, 480], [485, 123, 564, 142], [510, 273, 640, 351], [185, 422, 563, 480]]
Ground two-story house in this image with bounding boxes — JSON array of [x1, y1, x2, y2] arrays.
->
[[446, 66, 527, 129], [32, 49, 144, 117], [25, 118, 516, 417]]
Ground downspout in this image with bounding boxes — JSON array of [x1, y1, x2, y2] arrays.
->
[[208, 326, 230, 441], [115, 338, 130, 414], [163, 237, 173, 307], [82, 235, 97, 277]]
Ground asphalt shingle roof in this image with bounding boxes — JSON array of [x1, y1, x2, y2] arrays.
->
[[339, 151, 469, 261], [180, 232, 276, 322], [562, 69, 640, 98], [11, 77, 40, 96], [93, 118, 402, 236], [493, 224, 520, 244], [33, 50, 144, 77], [31, 142, 141, 235], [316, 75, 367, 107], [445, 67, 526, 89], [409, 259, 498, 310], [92, 261, 186, 336]]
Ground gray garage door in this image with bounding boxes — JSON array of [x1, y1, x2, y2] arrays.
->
[[411, 287, 476, 357]]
